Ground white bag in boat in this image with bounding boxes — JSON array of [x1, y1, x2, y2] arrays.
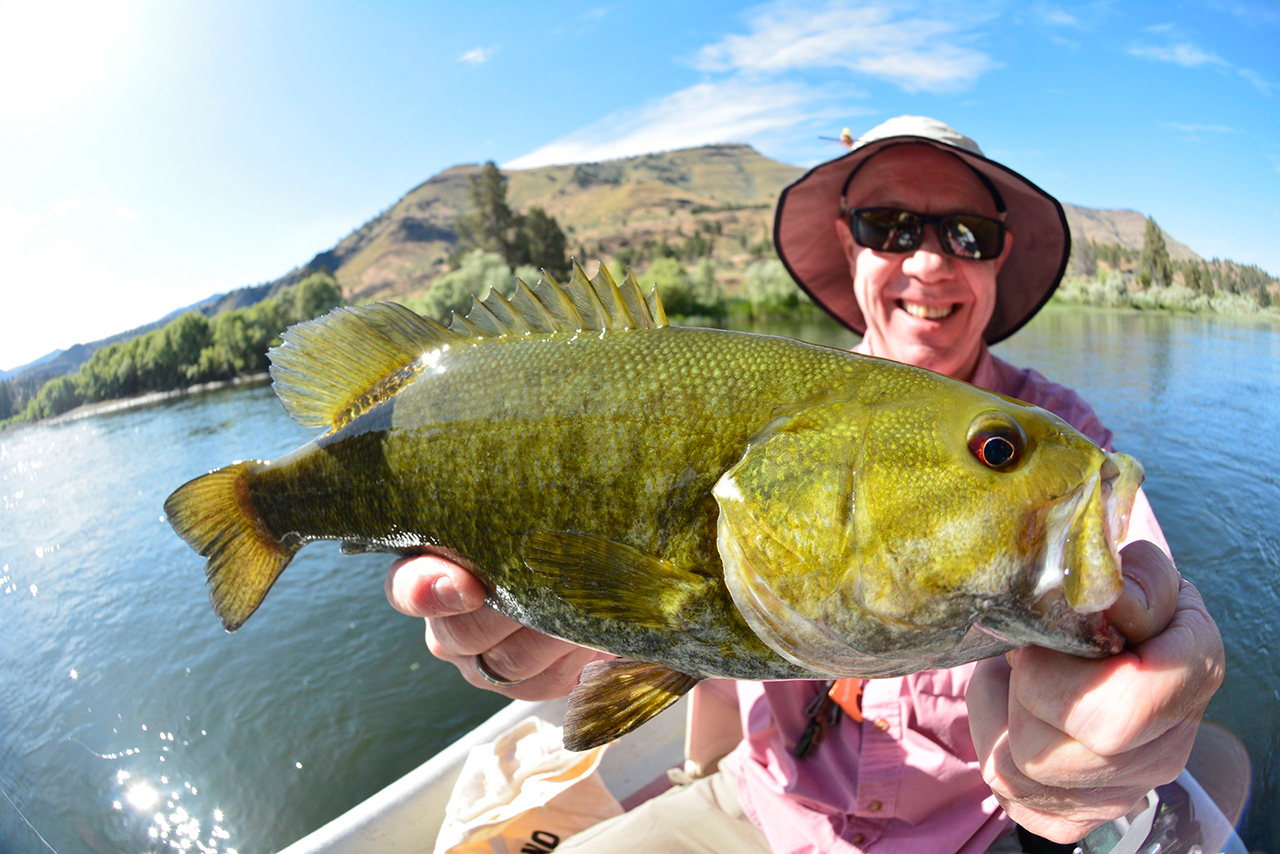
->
[[434, 716, 624, 854]]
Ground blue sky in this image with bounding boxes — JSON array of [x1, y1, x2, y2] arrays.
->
[[2, 0, 1278, 371]]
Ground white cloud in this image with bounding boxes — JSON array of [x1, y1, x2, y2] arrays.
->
[[504, 79, 845, 170], [1269, 154, 1280, 174], [1036, 5, 1080, 27], [114, 205, 139, 223], [1237, 67, 1278, 96], [459, 45, 497, 64], [1130, 39, 1274, 96], [694, 1, 999, 94], [1161, 122, 1237, 134], [50, 197, 82, 216], [1128, 41, 1228, 68]]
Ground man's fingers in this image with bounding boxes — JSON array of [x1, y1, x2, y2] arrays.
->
[[425, 608, 523, 658], [386, 554, 488, 617], [1010, 579, 1223, 754], [1007, 703, 1196, 788], [1107, 540, 1180, 644]]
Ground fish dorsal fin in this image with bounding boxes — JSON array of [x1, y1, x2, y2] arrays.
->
[[269, 302, 458, 432], [270, 262, 666, 431], [446, 262, 667, 338]]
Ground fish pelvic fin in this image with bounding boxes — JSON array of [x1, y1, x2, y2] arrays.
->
[[564, 659, 700, 751], [164, 461, 297, 632]]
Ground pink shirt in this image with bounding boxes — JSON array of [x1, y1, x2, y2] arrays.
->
[[723, 343, 1168, 854]]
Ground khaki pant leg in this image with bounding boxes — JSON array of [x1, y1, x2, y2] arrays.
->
[[557, 766, 771, 854]]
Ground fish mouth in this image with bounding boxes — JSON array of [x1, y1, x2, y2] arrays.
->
[[977, 450, 1143, 658]]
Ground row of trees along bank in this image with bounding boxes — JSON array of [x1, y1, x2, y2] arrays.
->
[[0, 271, 343, 427], [1062, 215, 1276, 312]]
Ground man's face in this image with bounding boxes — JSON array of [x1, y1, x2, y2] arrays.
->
[[836, 144, 1014, 380]]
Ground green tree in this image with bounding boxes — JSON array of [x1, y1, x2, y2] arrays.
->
[[1138, 216, 1173, 288], [1070, 238, 1097, 278], [455, 161, 520, 262], [517, 207, 569, 279], [687, 258, 726, 318], [641, 258, 694, 315], [289, 270, 344, 324], [410, 249, 518, 320], [744, 259, 803, 314]]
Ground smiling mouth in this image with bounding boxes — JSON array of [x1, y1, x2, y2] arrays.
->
[[899, 300, 957, 320]]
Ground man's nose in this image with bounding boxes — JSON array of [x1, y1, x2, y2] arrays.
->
[[900, 225, 954, 280]]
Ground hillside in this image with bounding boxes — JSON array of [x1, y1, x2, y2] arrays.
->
[[1062, 204, 1197, 262], [4, 143, 1249, 382], [309, 143, 800, 303], [295, 144, 1204, 305]]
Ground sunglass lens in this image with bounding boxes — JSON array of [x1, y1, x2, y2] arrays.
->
[[854, 209, 921, 252], [942, 216, 1003, 259]]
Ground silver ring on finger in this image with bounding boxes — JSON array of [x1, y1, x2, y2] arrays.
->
[[474, 652, 525, 687]]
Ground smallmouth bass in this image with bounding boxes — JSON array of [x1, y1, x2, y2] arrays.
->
[[165, 263, 1142, 749]]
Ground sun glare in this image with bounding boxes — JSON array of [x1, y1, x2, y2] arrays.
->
[[0, 0, 132, 120]]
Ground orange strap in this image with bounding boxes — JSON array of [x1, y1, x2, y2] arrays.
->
[[828, 678, 863, 723]]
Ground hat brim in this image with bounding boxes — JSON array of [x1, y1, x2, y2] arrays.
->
[[773, 137, 1070, 345]]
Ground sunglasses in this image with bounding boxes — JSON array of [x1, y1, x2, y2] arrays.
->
[[848, 207, 1006, 260]]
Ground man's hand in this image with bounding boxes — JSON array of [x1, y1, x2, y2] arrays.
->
[[385, 554, 606, 701], [968, 540, 1225, 843]]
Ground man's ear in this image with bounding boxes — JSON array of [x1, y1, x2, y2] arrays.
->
[[993, 227, 1015, 275], [835, 216, 859, 265]]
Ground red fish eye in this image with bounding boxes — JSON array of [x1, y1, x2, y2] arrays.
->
[[967, 418, 1024, 471]]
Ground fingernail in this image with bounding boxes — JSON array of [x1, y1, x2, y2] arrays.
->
[[1124, 573, 1151, 611], [432, 577, 465, 614]]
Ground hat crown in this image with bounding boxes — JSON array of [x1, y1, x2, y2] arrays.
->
[[854, 115, 984, 158]]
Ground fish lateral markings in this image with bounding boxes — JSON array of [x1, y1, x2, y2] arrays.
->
[[165, 262, 1143, 750]]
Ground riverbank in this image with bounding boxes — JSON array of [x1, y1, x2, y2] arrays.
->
[[37, 373, 271, 428], [1052, 275, 1279, 318]]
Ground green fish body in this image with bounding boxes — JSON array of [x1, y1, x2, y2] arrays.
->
[[166, 264, 1142, 749]]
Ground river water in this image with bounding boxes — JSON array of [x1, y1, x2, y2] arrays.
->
[[1, 306, 1277, 853]]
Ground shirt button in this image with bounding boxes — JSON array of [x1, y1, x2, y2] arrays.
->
[[851, 832, 866, 845], [867, 799, 883, 812], [874, 718, 890, 732]]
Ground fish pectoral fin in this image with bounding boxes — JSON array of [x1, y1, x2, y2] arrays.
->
[[564, 658, 700, 751], [522, 530, 717, 631]]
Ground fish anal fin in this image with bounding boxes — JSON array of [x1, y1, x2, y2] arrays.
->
[[564, 658, 700, 751], [522, 530, 713, 631]]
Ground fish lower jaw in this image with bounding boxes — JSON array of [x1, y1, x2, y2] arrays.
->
[[899, 300, 957, 320]]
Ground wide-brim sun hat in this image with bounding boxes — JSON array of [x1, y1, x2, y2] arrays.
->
[[773, 115, 1070, 345]]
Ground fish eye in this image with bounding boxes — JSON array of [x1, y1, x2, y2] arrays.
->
[[967, 414, 1025, 472]]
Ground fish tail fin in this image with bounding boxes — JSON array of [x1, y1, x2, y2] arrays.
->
[[164, 461, 297, 632]]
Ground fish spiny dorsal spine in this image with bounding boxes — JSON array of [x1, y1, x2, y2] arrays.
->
[[267, 263, 666, 434]]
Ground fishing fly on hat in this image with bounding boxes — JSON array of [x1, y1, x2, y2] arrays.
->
[[774, 116, 1071, 345]]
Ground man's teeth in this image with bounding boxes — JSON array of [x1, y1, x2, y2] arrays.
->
[[902, 301, 955, 320]]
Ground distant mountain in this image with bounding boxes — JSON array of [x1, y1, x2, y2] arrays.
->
[[3, 280, 294, 383], [3, 143, 1225, 382], [1062, 204, 1197, 261]]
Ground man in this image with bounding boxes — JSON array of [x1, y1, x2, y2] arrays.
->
[[385, 116, 1224, 852]]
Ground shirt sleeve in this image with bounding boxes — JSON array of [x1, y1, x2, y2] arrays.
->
[[1121, 487, 1172, 560]]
